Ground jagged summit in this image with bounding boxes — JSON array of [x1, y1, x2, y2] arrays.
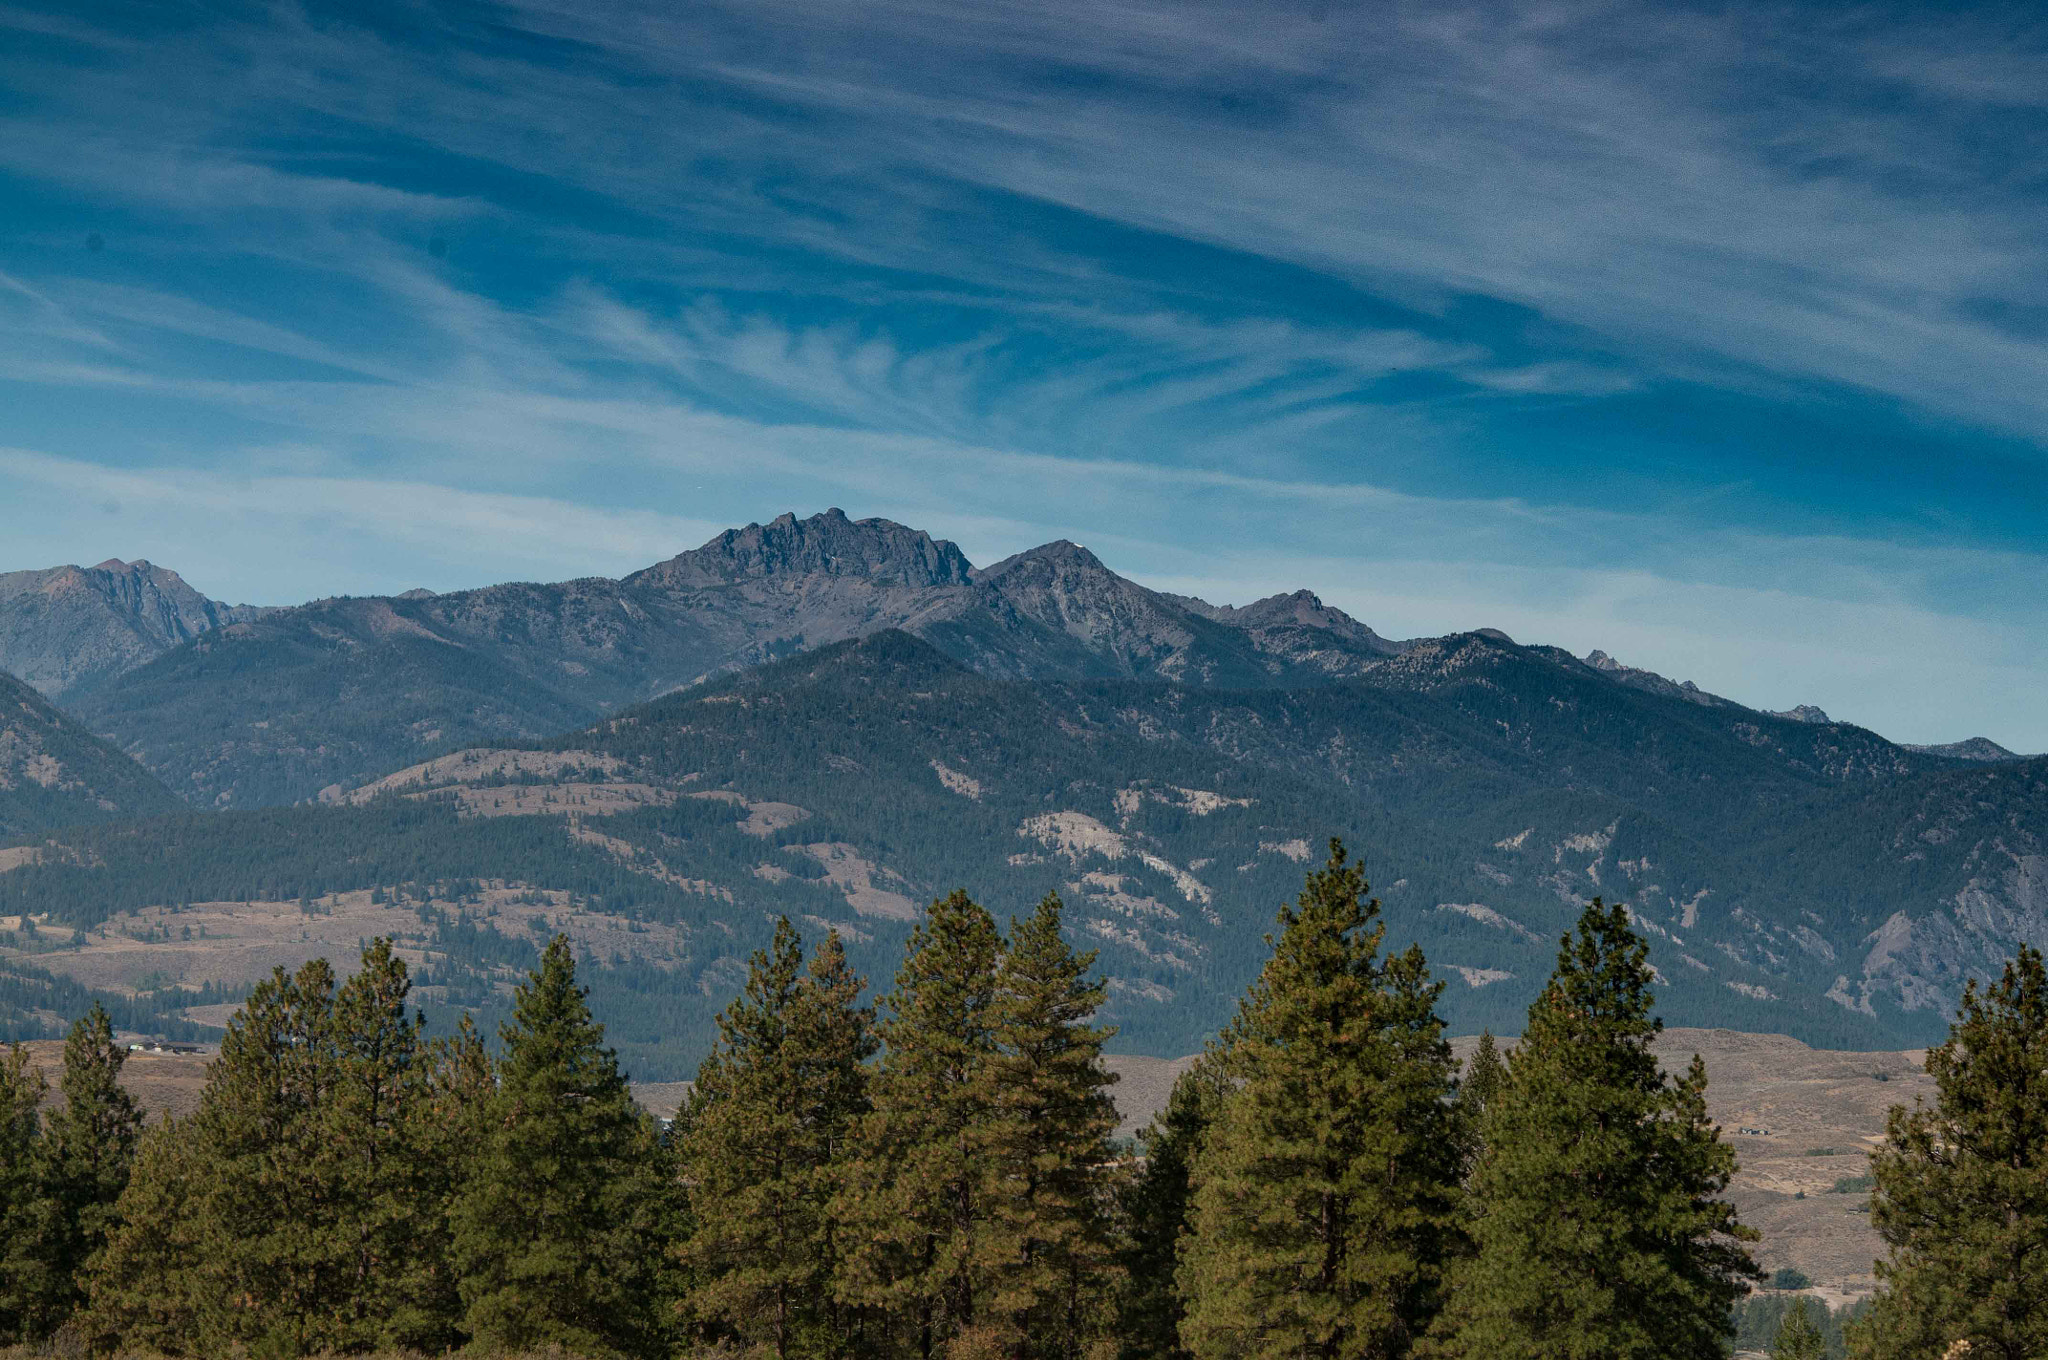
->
[[628, 508, 975, 590], [1582, 648, 1723, 708]]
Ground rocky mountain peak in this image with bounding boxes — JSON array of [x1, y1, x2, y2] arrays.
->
[[976, 541, 1171, 624], [975, 539, 1108, 582], [628, 508, 976, 591], [1581, 648, 1727, 709], [1771, 705, 1833, 724], [1212, 589, 1397, 649], [0, 559, 266, 698]]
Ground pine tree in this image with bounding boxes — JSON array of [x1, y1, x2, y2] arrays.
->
[[1118, 1052, 1233, 1360], [84, 957, 340, 1353], [319, 937, 443, 1350], [682, 918, 875, 1359], [1453, 1032, 1507, 1183], [833, 889, 1004, 1360], [1852, 945, 2048, 1360], [80, 942, 445, 1354], [449, 934, 682, 1359], [1431, 899, 1758, 1360], [413, 1011, 496, 1340], [983, 892, 1123, 1360], [1772, 1297, 1826, 1360], [79, 1119, 207, 1356], [1176, 841, 1465, 1360], [0, 1042, 47, 1344], [1459, 1032, 1505, 1127], [17, 1004, 144, 1339]]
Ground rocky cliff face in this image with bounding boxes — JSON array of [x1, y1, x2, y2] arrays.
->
[[0, 560, 270, 698]]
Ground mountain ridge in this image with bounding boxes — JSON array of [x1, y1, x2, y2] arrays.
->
[[4, 510, 2029, 810]]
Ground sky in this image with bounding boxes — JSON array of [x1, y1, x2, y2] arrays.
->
[[1, 1, 2045, 749]]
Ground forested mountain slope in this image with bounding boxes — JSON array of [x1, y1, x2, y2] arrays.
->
[[0, 670, 182, 840], [5, 630, 2039, 1075]]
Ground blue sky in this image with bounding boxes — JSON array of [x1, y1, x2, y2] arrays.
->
[[2, 0, 2045, 748]]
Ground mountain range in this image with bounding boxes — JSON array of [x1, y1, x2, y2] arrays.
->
[[7, 511, 1421, 807], [1, 510, 2042, 1075]]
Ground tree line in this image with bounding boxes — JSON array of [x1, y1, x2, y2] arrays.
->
[[1, 840, 2044, 1358]]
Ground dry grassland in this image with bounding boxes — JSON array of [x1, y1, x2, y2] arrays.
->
[[3, 887, 698, 1006]]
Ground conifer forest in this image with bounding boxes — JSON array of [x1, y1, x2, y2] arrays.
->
[[4, 843, 2043, 1360]]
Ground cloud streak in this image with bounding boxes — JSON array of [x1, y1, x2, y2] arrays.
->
[[0, 0, 2042, 746]]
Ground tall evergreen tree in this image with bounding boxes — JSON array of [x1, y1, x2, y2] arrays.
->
[[0, 1042, 47, 1344], [1453, 1032, 1507, 1183], [319, 938, 445, 1351], [1177, 842, 1465, 1360], [79, 1120, 207, 1356], [413, 1011, 496, 1339], [167, 954, 341, 1354], [1430, 899, 1758, 1360], [1772, 1298, 1826, 1360], [834, 889, 1004, 1360], [16, 1004, 144, 1339], [682, 918, 875, 1360], [983, 893, 1123, 1360], [1852, 945, 2048, 1360], [81, 942, 446, 1355], [1459, 1033, 1505, 1128], [449, 935, 681, 1359], [1118, 1052, 1233, 1360]]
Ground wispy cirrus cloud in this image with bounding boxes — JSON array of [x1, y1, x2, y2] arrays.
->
[[0, 0, 2044, 745]]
